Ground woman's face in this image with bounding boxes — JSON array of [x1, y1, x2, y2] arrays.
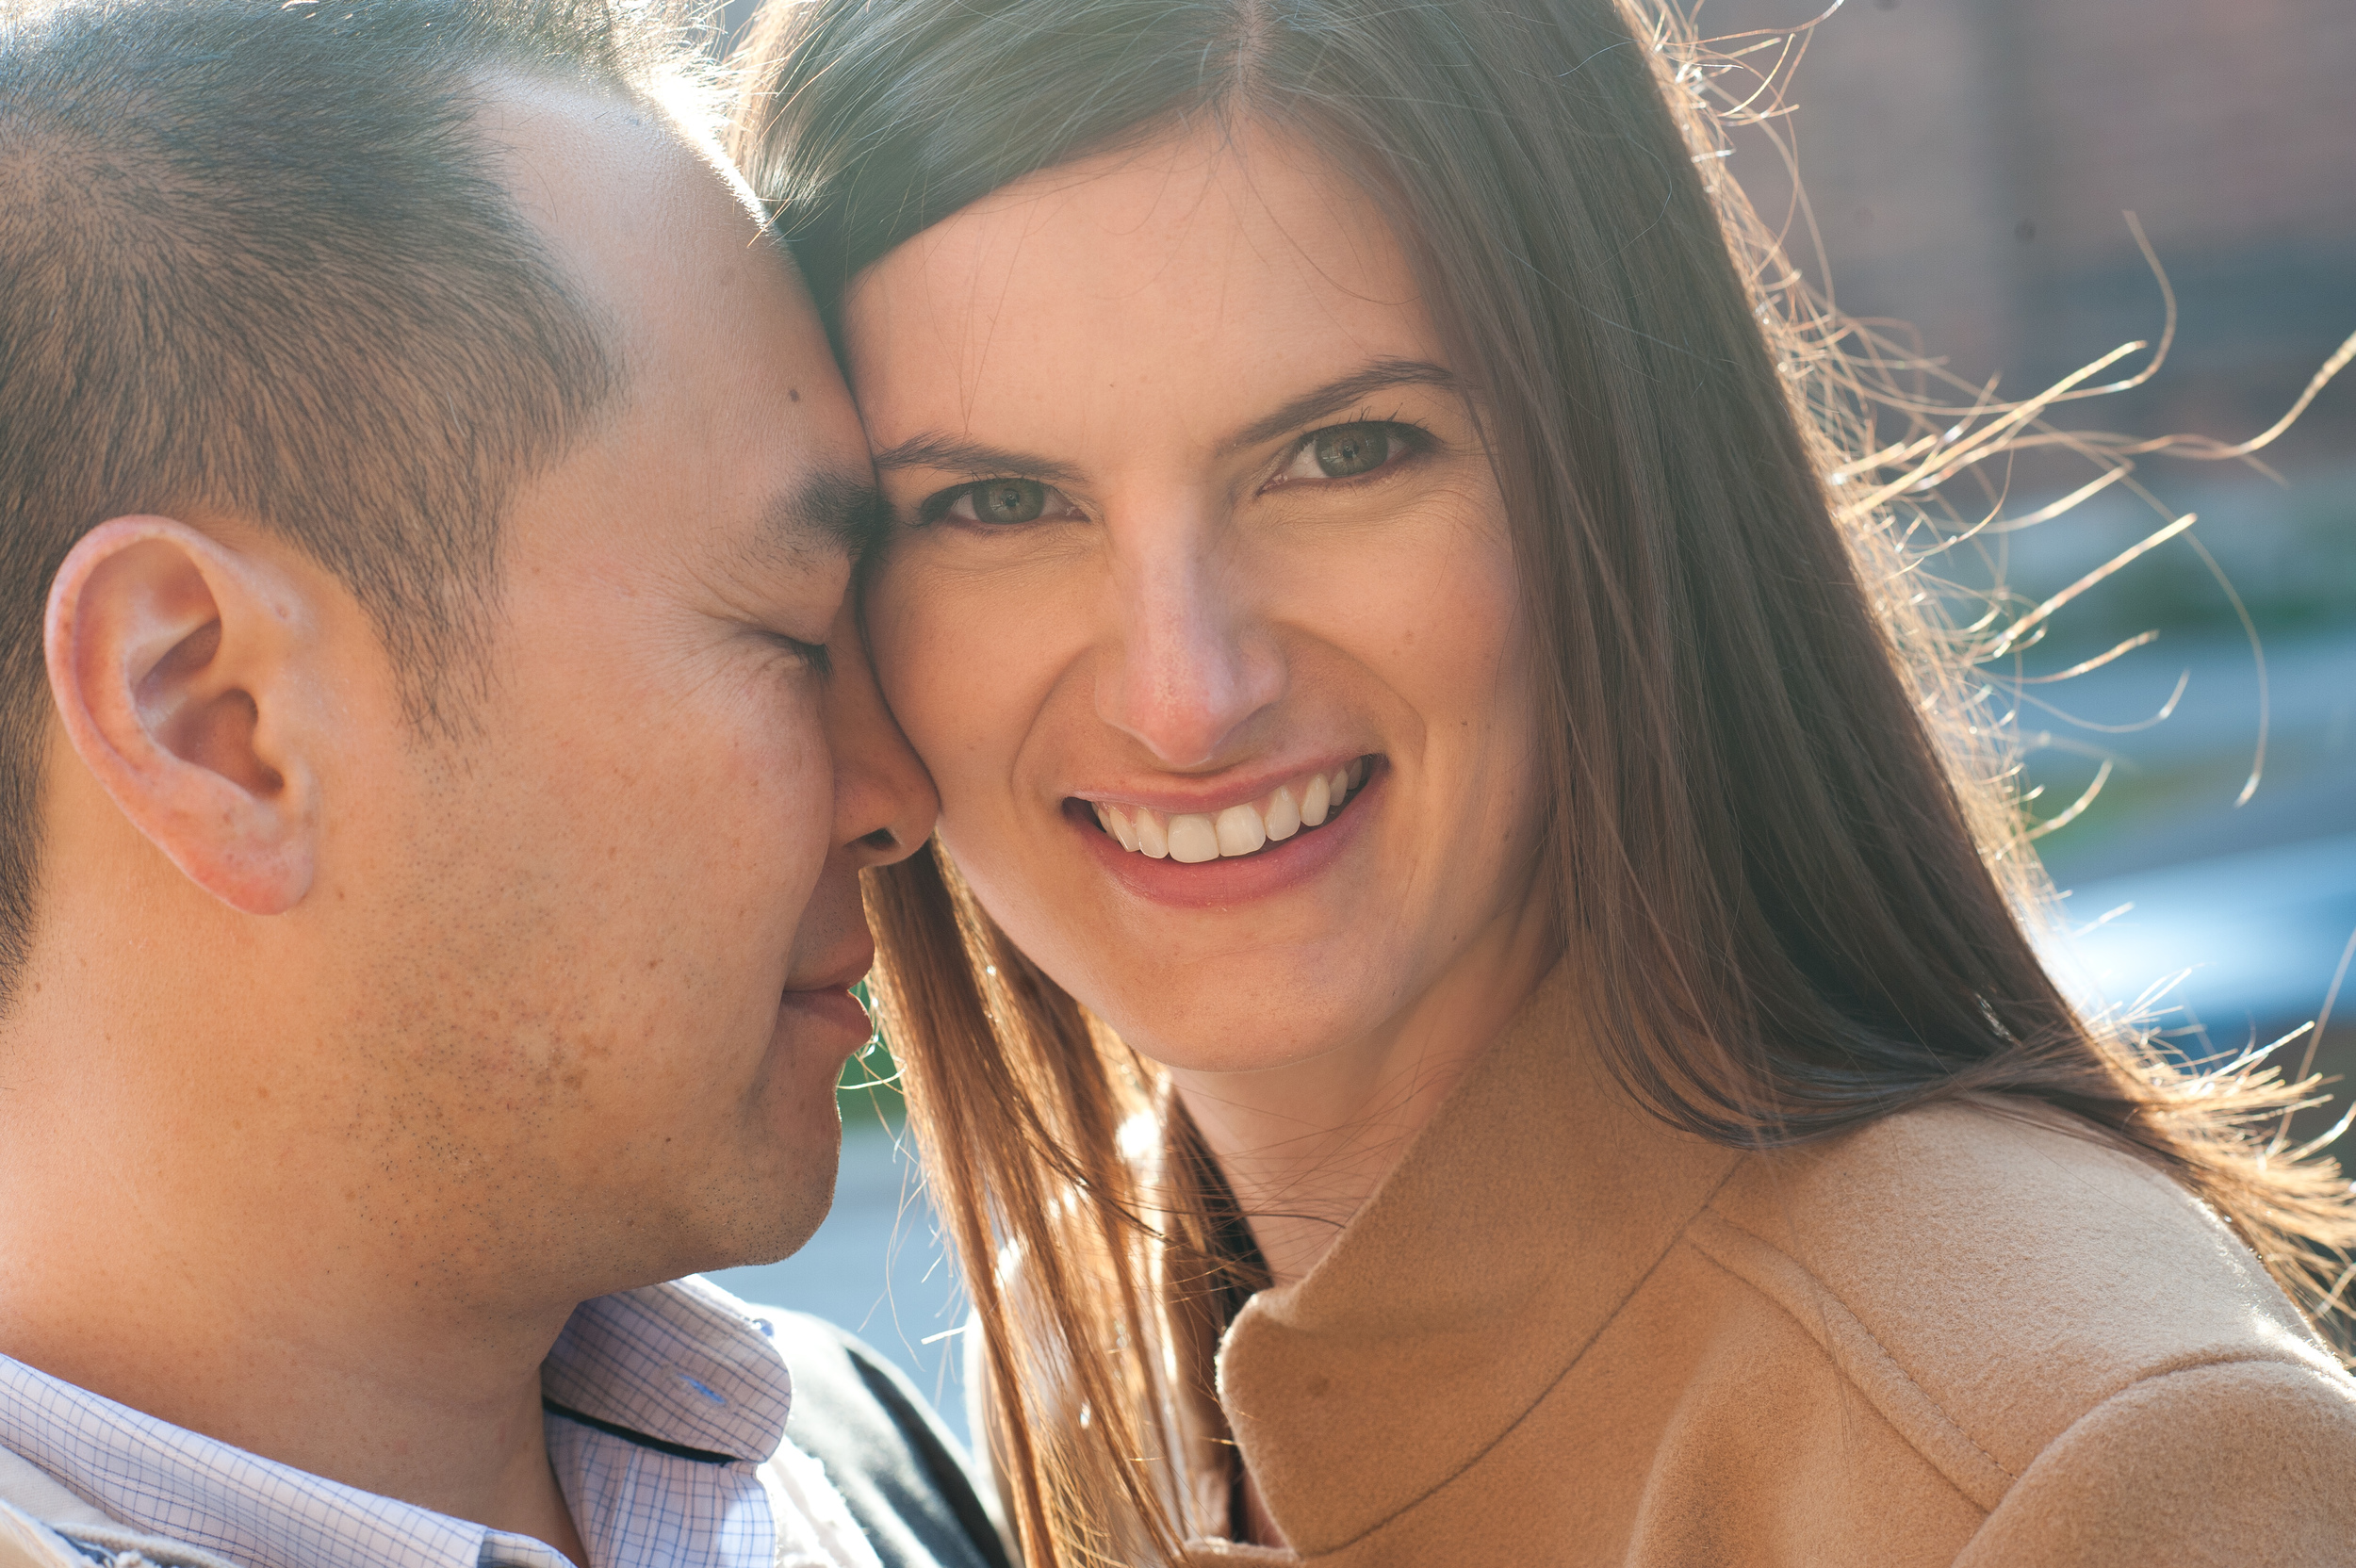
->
[[845, 128, 1548, 1074]]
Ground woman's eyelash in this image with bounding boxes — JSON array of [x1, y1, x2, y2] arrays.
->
[[914, 481, 1028, 526], [914, 486, 972, 527], [908, 416, 1438, 525], [915, 476, 1076, 528], [1324, 411, 1432, 445], [1269, 416, 1436, 486]]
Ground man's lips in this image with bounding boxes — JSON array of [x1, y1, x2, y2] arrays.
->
[[778, 982, 873, 1049], [779, 940, 876, 1052]]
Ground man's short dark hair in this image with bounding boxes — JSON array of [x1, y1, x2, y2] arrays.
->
[[0, 0, 702, 1000]]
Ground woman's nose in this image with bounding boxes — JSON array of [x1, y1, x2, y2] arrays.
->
[[821, 599, 938, 867], [1093, 524, 1284, 769]]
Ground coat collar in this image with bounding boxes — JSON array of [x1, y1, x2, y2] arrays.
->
[[1210, 963, 1741, 1558]]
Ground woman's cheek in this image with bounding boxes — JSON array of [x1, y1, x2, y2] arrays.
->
[[863, 565, 964, 780], [1309, 498, 1520, 705], [866, 564, 1026, 830]]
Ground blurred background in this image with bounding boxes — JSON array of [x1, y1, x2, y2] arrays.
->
[[712, 0, 2356, 1443], [1693, 0, 2355, 1095]]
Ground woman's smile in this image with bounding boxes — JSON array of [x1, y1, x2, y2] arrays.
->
[[1065, 755, 1383, 910], [1078, 754, 1370, 861]]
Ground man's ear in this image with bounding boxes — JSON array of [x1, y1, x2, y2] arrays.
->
[[44, 516, 320, 914]]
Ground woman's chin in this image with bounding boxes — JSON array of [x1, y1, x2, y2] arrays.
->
[[1072, 962, 1393, 1076]]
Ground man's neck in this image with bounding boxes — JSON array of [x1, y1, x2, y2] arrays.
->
[[0, 1008, 591, 1559], [0, 1218, 591, 1560], [1169, 914, 1559, 1289]]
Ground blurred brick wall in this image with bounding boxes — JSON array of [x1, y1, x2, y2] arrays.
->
[[1703, 0, 2356, 462]]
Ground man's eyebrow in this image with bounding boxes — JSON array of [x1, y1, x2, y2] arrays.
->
[[868, 359, 1464, 488], [763, 466, 889, 559]]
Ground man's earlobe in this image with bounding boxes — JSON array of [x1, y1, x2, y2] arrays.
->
[[44, 516, 320, 914]]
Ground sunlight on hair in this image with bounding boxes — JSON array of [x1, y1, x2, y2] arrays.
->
[[1673, 0, 2356, 1340], [1676, 4, 2351, 801]]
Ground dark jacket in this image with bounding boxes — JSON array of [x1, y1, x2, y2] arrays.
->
[[763, 1311, 1011, 1568]]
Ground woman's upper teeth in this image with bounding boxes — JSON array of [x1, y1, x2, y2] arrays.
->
[[1092, 760, 1366, 862]]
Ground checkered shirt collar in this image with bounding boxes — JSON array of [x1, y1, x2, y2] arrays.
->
[[0, 1277, 795, 1568]]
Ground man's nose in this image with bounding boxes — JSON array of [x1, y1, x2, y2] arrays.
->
[[819, 599, 938, 868], [1093, 517, 1284, 769]]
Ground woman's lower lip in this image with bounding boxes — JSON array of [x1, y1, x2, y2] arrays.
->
[[777, 986, 872, 1054], [1076, 770, 1379, 908]]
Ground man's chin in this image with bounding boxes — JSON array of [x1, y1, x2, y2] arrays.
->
[[598, 1135, 843, 1293], [714, 1192, 834, 1275], [711, 1168, 840, 1277]]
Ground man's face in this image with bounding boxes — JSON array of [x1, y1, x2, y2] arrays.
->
[[302, 84, 917, 1298]]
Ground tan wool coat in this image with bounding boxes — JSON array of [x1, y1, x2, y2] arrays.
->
[[1166, 968, 2356, 1566]]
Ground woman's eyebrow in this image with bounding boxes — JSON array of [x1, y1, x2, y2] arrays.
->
[[1221, 358, 1461, 453], [869, 358, 1458, 483], [871, 433, 1085, 486]]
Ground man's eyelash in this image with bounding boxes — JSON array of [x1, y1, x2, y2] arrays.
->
[[777, 634, 831, 677]]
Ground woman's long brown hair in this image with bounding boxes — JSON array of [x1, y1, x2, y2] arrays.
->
[[729, 3, 2356, 1561]]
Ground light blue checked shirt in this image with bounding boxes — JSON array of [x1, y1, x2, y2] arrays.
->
[[0, 1276, 864, 1568]]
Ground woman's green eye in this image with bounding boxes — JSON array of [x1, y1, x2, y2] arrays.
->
[[927, 476, 1079, 528], [963, 478, 1048, 524], [1276, 421, 1413, 486], [1313, 423, 1391, 478]]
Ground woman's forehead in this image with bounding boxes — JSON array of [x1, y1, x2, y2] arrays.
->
[[843, 124, 1439, 434]]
